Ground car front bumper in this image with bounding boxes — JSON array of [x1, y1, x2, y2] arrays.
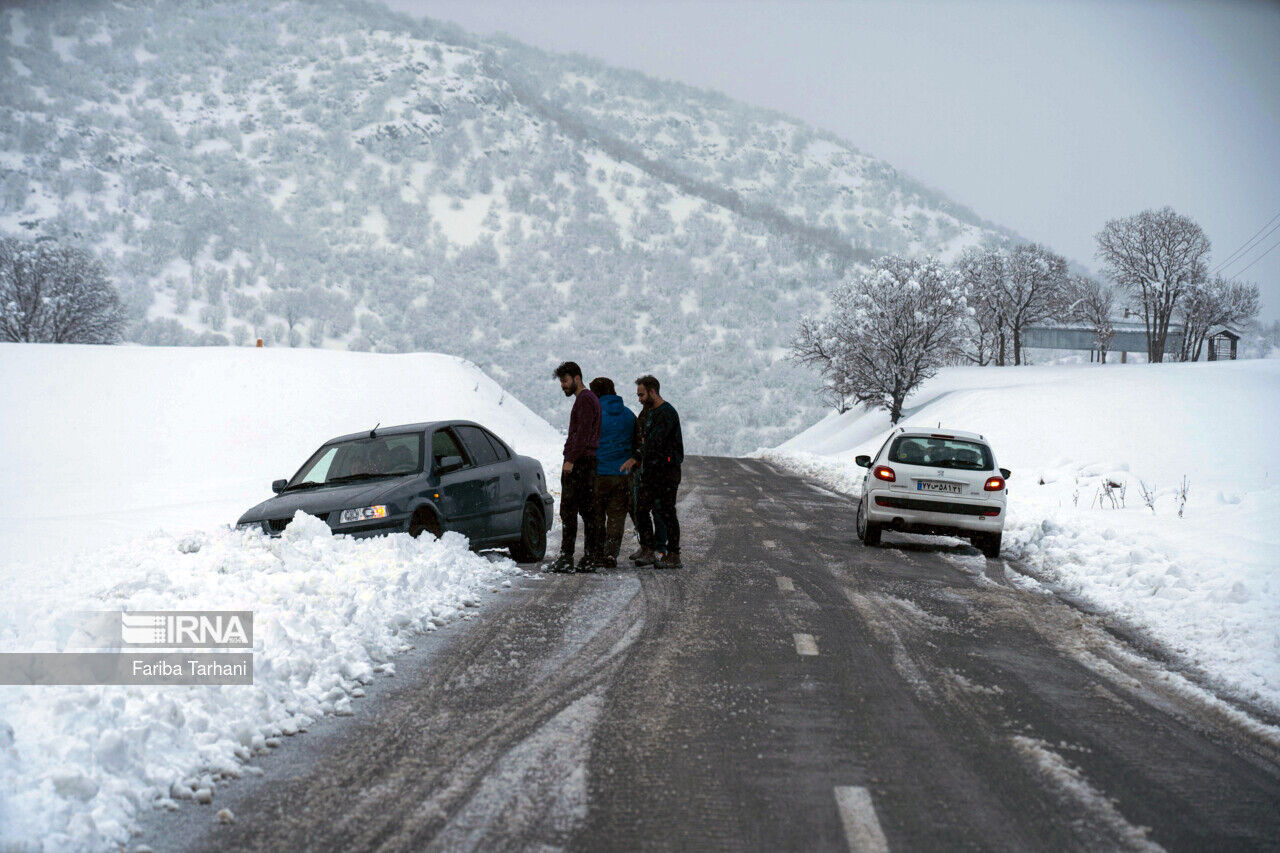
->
[[239, 512, 413, 538]]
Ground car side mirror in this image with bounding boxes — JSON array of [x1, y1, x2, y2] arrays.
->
[[1000, 468, 1011, 480], [855, 455, 871, 468], [272, 479, 288, 494], [436, 455, 465, 474]]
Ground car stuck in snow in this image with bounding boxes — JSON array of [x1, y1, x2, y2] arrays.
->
[[854, 428, 1009, 558], [236, 420, 554, 562]]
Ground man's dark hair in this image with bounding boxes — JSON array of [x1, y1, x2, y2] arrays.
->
[[553, 361, 582, 381], [635, 375, 660, 394], [589, 377, 615, 397]]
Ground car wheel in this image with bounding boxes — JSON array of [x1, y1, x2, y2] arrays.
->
[[977, 532, 1002, 559], [409, 508, 442, 539], [509, 501, 546, 563], [856, 496, 881, 547]]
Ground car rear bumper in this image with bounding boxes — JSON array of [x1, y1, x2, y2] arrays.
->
[[540, 494, 555, 530], [864, 490, 1004, 535]]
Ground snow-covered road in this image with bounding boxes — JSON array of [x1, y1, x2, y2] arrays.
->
[[137, 458, 1280, 852]]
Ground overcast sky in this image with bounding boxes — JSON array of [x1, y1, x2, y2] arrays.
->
[[385, 0, 1280, 319]]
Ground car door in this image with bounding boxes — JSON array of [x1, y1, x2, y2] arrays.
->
[[453, 426, 502, 542], [430, 427, 486, 541], [480, 428, 524, 539]]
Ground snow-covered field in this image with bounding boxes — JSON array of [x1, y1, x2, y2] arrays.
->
[[0, 343, 564, 850], [764, 360, 1280, 716]]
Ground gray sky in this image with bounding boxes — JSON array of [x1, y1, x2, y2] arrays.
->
[[384, 0, 1280, 319]]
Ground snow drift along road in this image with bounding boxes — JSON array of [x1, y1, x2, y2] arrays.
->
[[766, 360, 1280, 716], [0, 343, 564, 574], [0, 343, 564, 850]]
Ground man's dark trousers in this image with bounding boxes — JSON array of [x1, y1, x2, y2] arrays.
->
[[561, 457, 603, 558], [595, 473, 631, 559], [634, 465, 680, 553]]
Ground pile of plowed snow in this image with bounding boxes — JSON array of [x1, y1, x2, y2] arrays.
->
[[0, 343, 564, 850], [766, 360, 1280, 716]]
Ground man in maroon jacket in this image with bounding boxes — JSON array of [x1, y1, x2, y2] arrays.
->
[[549, 361, 603, 572]]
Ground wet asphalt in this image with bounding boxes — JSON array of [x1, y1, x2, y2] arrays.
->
[[140, 456, 1280, 852]]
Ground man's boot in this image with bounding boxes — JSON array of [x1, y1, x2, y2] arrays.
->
[[656, 550, 683, 569], [546, 553, 575, 573], [632, 547, 657, 567]]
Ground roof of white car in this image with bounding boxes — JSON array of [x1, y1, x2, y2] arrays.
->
[[895, 427, 986, 442]]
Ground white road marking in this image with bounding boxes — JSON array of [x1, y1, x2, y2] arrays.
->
[[834, 786, 890, 853], [793, 633, 819, 656], [777, 576, 795, 592]]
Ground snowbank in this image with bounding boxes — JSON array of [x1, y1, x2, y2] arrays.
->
[[0, 343, 564, 575], [0, 516, 520, 849], [0, 343, 564, 850], [764, 360, 1280, 714]]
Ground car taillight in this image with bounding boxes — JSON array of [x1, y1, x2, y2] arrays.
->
[[873, 465, 896, 482], [984, 476, 1005, 491]]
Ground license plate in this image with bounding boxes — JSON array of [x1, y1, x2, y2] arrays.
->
[[917, 480, 962, 494]]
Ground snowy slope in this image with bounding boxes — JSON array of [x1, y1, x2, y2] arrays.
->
[[0, 343, 562, 850], [0, 0, 1019, 455], [765, 360, 1280, 715]]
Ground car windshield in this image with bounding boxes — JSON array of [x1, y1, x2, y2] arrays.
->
[[287, 433, 423, 489], [888, 436, 993, 471]]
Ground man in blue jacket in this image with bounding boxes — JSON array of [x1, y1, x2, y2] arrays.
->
[[589, 377, 636, 569]]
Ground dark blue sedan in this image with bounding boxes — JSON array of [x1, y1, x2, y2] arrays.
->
[[236, 420, 554, 562]]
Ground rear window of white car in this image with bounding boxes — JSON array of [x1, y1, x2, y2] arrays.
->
[[888, 436, 993, 471]]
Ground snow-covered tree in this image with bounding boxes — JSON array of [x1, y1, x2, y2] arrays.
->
[[0, 237, 125, 343], [1062, 274, 1116, 362], [1177, 276, 1259, 362], [1096, 207, 1211, 363], [1000, 244, 1068, 365], [792, 255, 969, 423], [953, 247, 1008, 365]]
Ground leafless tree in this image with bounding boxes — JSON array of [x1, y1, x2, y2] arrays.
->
[[1095, 207, 1211, 363], [1062, 274, 1116, 362], [1000, 243, 1069, 365], [1177, 276, 1260, 361], [953, 248, 1007, 365], [0, 237, 125, 343], [793, 255, 970, 423], [954, 244, 1067, 365]]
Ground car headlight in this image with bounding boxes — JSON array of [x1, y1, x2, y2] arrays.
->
[[339, 505, 388, 524], [235, 521, 259, 531]]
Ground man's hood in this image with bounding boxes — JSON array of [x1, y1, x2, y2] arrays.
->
[[600, 394, 628, 416], [237, 475, 415, 523]]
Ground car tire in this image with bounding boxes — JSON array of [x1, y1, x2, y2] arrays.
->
[[856, 496, 881, 547], [509, 500, 546, 563], [409, 508, 442, 539], [977, 532, 1002, 559]]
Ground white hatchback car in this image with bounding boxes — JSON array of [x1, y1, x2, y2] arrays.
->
[[854, 428, 1010, 558]]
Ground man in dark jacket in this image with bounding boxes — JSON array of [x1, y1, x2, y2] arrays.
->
[[589, 377, 636, 568], [627, 395, 667, 561], [551, 361, 602, 573], [622, 374, 684, 568]]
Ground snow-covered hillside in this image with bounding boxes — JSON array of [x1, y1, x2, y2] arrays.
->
[[0, 343, 562, 849], [0, 0, 1016, 454], [766, 360, 1280, 716]]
